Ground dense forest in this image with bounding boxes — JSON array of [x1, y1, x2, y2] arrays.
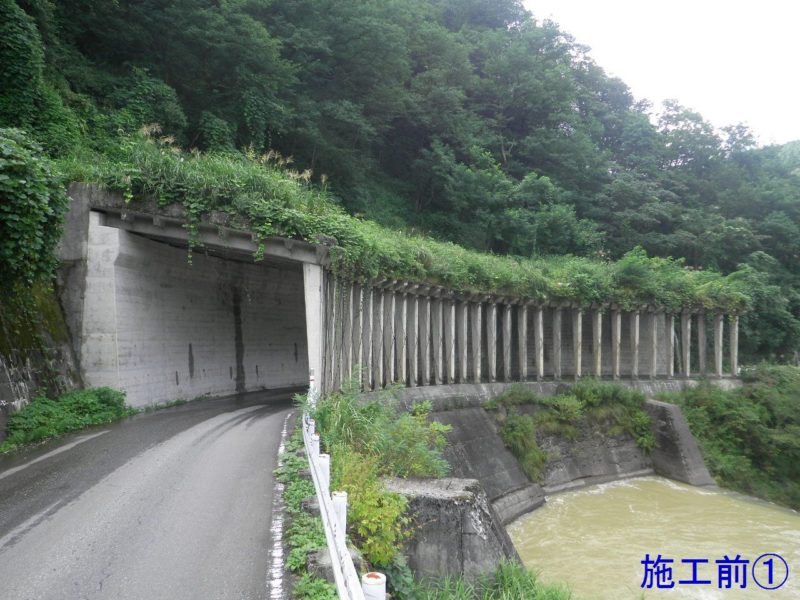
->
[[2, 0, 800, 361]]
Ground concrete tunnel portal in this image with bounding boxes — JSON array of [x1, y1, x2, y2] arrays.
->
[[59, 185, 325, 407]]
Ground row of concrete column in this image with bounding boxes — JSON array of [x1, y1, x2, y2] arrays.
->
[[319, 277, 740, 394]]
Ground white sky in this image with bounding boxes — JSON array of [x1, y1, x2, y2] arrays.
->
[[523, 0, 800, 146]]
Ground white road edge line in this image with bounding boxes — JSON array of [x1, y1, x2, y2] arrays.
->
[[0, 430, 110, 482], [268, 411, 293, 600]]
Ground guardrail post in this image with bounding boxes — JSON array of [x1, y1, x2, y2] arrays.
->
[[311, 433, 320, 458], [362, 572, 386, 600], [318, 453, 330, 493], [332, 490, 348, 546]]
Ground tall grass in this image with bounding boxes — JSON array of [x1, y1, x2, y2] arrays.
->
[[57, 132, 753, 312], [413, 561, 572, 600]]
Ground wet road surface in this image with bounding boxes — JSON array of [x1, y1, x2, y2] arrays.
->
[[0, 390, 295, 600]]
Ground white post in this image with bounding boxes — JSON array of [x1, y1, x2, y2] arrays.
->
[[332, 490, 348, 546], [318, 453, 331, 493], [362, 572, 387, 600], [311, 433, 320, 458]]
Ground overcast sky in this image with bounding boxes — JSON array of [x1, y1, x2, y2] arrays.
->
[[523, 0, 800, 146]]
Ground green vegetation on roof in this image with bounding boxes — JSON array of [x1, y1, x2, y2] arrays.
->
[[59, 132, 753, 312]]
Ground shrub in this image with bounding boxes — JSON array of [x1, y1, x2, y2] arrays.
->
[[57, 132, 755, 312], [499, 412, 548, 481], [664, 364, 800, 509], [0, 128, 69, 287]]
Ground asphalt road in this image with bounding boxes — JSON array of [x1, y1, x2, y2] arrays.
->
[[0, 390, 296, 600]]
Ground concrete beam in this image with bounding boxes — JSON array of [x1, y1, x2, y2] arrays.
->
[[100, 209, 326, 265]]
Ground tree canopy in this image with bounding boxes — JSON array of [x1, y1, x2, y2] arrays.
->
[[2, 0, 799, 361]]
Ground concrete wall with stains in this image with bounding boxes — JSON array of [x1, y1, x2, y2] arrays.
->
[[64, 212, 308, 407]]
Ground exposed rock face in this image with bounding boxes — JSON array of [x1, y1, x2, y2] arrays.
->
[[384, 477, 519, 581]]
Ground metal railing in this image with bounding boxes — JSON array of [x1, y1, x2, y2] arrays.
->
[[303, 375, 386, 600]]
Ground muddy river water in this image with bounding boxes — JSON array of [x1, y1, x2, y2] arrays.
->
[[508, 477, 800, 599]]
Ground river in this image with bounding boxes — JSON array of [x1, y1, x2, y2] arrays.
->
[[508, 477, 800, 599]]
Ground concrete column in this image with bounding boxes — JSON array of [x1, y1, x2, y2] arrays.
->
[[361, 287, 373, 390], [302, 264, 324, 393], [383, 290, 395, 386], [325, 276, 336, 393], [666, 314, 675, 378], [730, 315, 739, 376], [592, 310, 602, 378], [487, 303, 498, 382], [334, 278, 344, 390], [352, 285, 363, 383], [372, 289, 383, 389], [419, 296, 431, 385], [681, 312, 691, 377], [572, 309, 582, 380], [395, 293, 407, 385], [470, 303, 482, 383], [630, 311, 640, 379], [342, 285, 353, 381], [407, 296, 418, 386], [552, 308, 562, 380], [714, 314, 724, 377], [697, 313, 707, 375], [650, 313, 658, 380], [518, 305, 528, 381], [444, 300, 456, 383], [458, 301, 469, 382], [611, 310, 621, 380], [431, 298, 443, 385], [534, 307, 544, 381], [502, 304, 512, 381]]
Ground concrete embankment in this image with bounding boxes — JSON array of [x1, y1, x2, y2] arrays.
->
[[382, 381, 719, 526]]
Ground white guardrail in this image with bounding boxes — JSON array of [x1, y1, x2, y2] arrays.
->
[[303, 376, 386, 600]]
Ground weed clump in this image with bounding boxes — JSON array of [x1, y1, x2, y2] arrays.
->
[[0, 387, 135, 452]]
